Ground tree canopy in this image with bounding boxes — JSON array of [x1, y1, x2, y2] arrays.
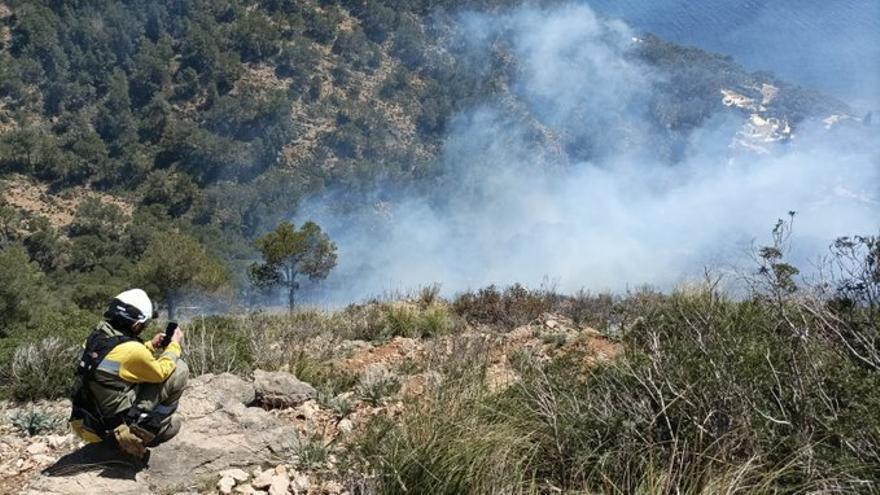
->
[[136, 232, 232, 319], [0, 244, 51, 336], [250, 221, 337, 311]]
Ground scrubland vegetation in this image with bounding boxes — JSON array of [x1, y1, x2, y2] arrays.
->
[[3, 228, 879, 493]]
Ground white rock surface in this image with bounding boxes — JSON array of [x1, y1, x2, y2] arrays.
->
[[218, 476, 236, 494], [268, 473, 290, 495]]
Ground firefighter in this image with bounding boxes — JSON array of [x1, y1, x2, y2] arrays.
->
[[69, 289, 187, 458]]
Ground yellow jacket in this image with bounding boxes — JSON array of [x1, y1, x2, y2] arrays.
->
[[104, 339, 182, 383]]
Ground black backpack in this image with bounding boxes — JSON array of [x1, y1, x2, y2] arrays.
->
[[69, 330, 135, 438]]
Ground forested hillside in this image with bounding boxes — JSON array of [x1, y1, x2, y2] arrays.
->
[[0, 0, 850, 322]]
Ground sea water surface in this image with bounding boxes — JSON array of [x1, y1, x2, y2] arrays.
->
[[586, 0, 880, 110]]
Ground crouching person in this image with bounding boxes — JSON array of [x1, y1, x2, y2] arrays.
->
[[69, 288, 188, 459]]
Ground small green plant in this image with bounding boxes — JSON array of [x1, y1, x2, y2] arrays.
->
[[395, 357, 424, 375], [382, 305, 421, 339], [317, 388, 356, 418], [10, 408, 63, 436], [358, 369, 401, 406], [290, 352, 359, 396], [294, 424, 331, 470], [540, 332, 568, 348]]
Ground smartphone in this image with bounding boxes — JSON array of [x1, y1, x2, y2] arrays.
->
[[160, 321, 178, 348]]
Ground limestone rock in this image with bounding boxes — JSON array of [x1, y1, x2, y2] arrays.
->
[[289, 472, 310, 494], [321, 480, 343, 494], [252, 468, 275, 490], [25, 442, 48, 455], [178, 373, 256, 417], [45, 434, 74, 450], [234, 483, 256, 494], [253, 370, 317, 409], [25, 373, 296, 495], [31, 454, 57, 465], [219, 468, 250, 483], [268, 472, 290, 495], [337, 418, 354, 434], [218, 476, 236, 494]]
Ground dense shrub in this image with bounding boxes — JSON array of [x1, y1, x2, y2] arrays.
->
[[349, 378, 531, 494], [184, 315, 256, 376], [452, 284, 555, 329], [342, 301, 463, 341], [0, 244, 52, 335]]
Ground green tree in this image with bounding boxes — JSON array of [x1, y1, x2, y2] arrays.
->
[[135, 232, 231, 319], [96, 69, 137, 164], [250, 221, 337, 311], [23, 216, 66, 273], [0, 244, 50, 336], [129, 36, 173, 107]]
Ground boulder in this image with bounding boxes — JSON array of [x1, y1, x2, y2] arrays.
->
[[253, 370, 317, 409], [178, 373, 256, 417], [23, 373, 297, 494]]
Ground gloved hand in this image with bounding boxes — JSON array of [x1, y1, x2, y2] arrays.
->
[[113, 424, 146, 457], [129, 423, 157, 446]]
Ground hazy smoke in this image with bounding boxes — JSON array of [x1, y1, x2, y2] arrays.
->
[[298, 4, 879, 303]]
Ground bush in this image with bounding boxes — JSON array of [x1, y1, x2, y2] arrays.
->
[[452, 284, 555, 329], [4, 336, 79, 402], [294, 424, 331, 470], [184, 315, 255, 376], [349, 378, 530, 494], [357, 366, 400, 406], [288, 348, 359, 395], [317, 389, 356, 418], [341, 302, 462, 342]]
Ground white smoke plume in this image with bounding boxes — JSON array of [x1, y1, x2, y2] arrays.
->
[[297, 4, 879, 303]]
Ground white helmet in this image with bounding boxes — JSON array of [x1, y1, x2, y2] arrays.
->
[[112, 288, 155, 324]]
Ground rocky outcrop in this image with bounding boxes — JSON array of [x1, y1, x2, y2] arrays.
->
[[22, 372, 303, 494], [253, 370, 317, 410]]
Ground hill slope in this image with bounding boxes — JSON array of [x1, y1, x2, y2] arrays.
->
[[0, 0, 859, 310]]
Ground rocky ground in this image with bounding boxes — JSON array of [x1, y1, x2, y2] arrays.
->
[[1, 314, 619, 494]]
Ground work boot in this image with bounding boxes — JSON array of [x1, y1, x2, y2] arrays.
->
[[147, 414, 182, 447], [113, 424, 146, 458]]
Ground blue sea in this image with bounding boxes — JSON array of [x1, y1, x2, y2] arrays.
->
[[585, 0, 880, 110]]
